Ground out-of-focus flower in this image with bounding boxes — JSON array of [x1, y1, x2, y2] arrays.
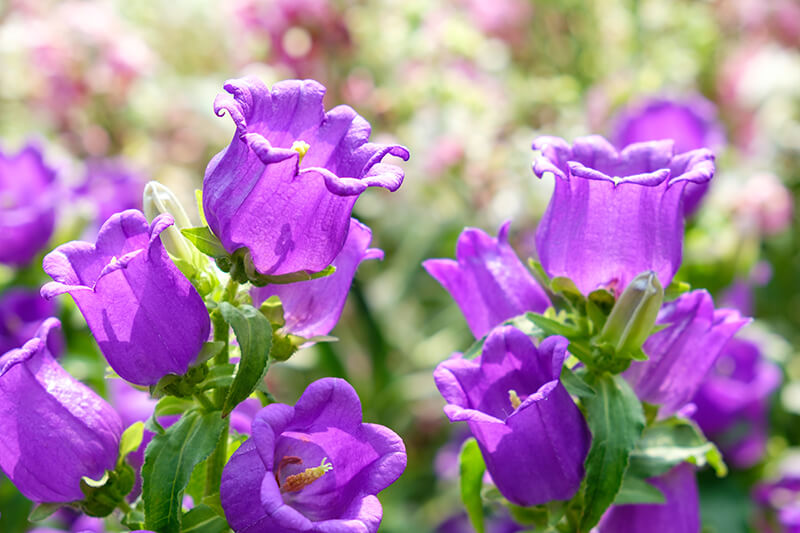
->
[[754, 475, 800, 532], [597, 464, 699, 533], [437, 511, 524, 533], [204, 77, 409, 276], [730, 172, 794, 236], [74, 159, 145, 231], [251, 218, 383, 338], [0, 142, 57, 266], [624, 290, 748, 417], [423, 222, 550, 339], [692, 337, 781, 468], [0, 318, 122, 503], [434, 327, 590, 506], [611, 95, 725, 214], [532, 136, 714, 296], [220, 378, 406, 533], [41, 210, 210, 386], [0, 288, 60, 356], [459, 0, 534, 46]]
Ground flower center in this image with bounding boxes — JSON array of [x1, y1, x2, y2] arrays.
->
[[276, 455, 333, 493], [508, 389, 522, 410], [291, 140, 310, 165]]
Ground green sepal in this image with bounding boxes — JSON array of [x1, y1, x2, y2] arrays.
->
[[181, 504, 229, 533], [614, 474, 665, 505], [118, 422, 145, 467], [142, 410, 228, 533], [121, 508, 146, 530], [218, 302, 272, 417], [579, 373, 645, 531], [28, 502, 63, 522], [561, 367, 595, 398], [550, 276, 585, 308], [459, 438, 486, 533], [248, 264, 337, 286], [80, 463, 136, 517], [259, 295, 285, 325], [628, 417, 728, 479], [194, 341, 226, 367], [181, 227, 228, 259]]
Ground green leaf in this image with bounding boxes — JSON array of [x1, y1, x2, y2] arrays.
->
[[118, 422, 145, 466], [180, 504, 229, 533], [181, 227, 227, 258], [145, 396, 194, 434], [194, 341, 226, 366], [142, 410, 227, 533], [561, 367, 595, 398], [579, 373, 645, 531], [523, 312, 581, 338], [614, 474, 665, 505], [28, 502, 62, 522], [664, 279, 691, 300], [219, 302, 272, 417], [194, 189, 208, 227], [628, 417, 728, 479], [459, 438, 486, 533], [248, 264, 336, 286]]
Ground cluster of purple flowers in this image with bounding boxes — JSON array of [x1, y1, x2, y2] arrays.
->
[[0, 77, 408, 533]]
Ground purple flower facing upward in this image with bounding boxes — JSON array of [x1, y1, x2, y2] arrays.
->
[[624, 290, 748, 417], [0, 142, 57, 266], [597, 463, 699, 533], [0, 318, 123, 503], [204, 77, 409, 276], [220, 377, 406, 533], [612, 95, 725, 215], [532, 136, 714, 296], [0, 288, 61, 356], [251, 218, 383, 338], [424, 222, 550, 339], [692, 337, 781, 468], [434, 326, 590, 506], [41, 209, 211, 386]]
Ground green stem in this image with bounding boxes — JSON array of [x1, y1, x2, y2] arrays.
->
[[204, 417, 230, 498], [194, 392, 216, 411], [117, 499, 132, 514]]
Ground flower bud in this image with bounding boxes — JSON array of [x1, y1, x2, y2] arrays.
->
[[142, 181, 206, 274], [599, 271, 664, 355]]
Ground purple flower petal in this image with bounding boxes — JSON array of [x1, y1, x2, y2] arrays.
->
[[434, 327, 590, 506], [424, 222, 550, 339], [41, 210, 211, 386], [204, 77, 408, 276], [0, 318, 123, 502]]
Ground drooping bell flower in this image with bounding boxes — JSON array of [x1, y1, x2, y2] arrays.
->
[[624, 290, 748, 417], [0, 318, 123, 503], [597, 464, 700, 533], [754, 475, 800, 532], [0, 288, 61, 356], [0, 142, 57, 266], [41, 209, 211, 386], [692, 337, 781, 468], [203, 77, 408, 276], [612, 96, 725, 215], [251, 218, 382, 338], [532, 135, 714, 296], [433, 326, 590, 506], [423, 222, 550, 339], [220, 377, 406, 533]]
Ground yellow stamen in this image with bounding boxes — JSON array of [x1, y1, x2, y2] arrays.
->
[[509, 389, 522, 410], [280, 457, 333, 493], [291, 140, 310, 165]]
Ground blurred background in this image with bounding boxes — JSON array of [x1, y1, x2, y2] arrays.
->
[[1, 0, 800, 531]]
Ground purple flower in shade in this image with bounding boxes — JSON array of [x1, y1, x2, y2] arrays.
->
[[0, 288, 61, 356], [433, 326, 590, 506], [41, 209, 211, 386], [251, 218, 383, 338], [0, 318, 123, 503], [423, 222, 550, 339], [437, 511, 524, 533], [203, 77, 409, 276], [531, 136, 714, 296], [754, 475, 800, 533], [0, 142, 57, 266], [220, 378, 406, 533], [692, 337, 781, 468], [597, 463, 699, 533], [611, 95, 725, 215], [623, 290, 749, 417], [74, 158, 145, 230]]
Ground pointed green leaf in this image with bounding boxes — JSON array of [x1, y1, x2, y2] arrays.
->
[[579, 373, 645, 531], [181, 504, 229, 533], [28, 502, 62, 522], [119, 422, 145, 465], [142, 410, 227, 533], [219, 302, 272, 416], [614, 474, 665, 505], [459, 438, 486, 533], [523, 311, 582, 337], [181, 227, 227, 258], [561, 367, 595, 398]]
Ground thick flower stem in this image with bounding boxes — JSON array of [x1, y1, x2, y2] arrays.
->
[[204, 417, 230, 498]]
